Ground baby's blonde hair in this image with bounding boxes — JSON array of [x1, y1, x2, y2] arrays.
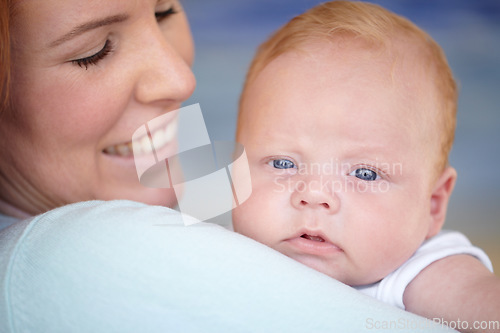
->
[[238, 0, 457, 174]]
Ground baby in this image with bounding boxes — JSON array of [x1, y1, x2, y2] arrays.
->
[[232, 1, 500, 331]]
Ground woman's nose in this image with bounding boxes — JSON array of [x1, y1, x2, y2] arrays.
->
[[290, 180, 339, 214], [134, 27, 196, 105]]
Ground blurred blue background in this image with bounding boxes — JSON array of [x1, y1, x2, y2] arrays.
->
[[182, 0, 500, 272]]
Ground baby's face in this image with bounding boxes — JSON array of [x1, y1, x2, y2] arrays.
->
[[233, 41, 442, 286]]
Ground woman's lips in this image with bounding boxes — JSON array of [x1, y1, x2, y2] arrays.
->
[[103, 119, 178, 157]]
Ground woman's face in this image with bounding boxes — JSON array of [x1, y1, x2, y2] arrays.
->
[[1, 0, 195, 214]]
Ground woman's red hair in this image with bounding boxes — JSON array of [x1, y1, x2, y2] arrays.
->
[[0, 0, 11, 112]]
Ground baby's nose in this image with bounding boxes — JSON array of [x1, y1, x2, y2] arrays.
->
[[290, 181, 339, 214]]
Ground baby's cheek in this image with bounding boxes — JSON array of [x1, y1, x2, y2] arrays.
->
[[231, 206, 246, 233], [232, 202, 267, 241], [370, 240, 417, 282], [232, 203, 259, 235]]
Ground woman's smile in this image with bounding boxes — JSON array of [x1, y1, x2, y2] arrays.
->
[[103, 117, 178, 157]]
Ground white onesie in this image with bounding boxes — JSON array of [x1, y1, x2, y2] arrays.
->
[[355, 230, 493, 309]]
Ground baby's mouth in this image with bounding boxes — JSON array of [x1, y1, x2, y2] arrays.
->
[[285, 231, 342, 254], [103, 119, 178, 157], [301, 234, 326, 242]]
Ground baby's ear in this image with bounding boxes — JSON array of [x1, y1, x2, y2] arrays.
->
[[427, 167, 457, 239]]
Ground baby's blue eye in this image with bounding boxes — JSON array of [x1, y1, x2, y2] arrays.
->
[[352, 168, 379, 181], [272, 159, 296, 169]]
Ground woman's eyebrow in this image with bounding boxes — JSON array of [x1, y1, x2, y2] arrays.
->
[[48, 14, 129, 48]]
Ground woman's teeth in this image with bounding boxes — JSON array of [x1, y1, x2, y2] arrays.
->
[[103, 120, 178, 157]]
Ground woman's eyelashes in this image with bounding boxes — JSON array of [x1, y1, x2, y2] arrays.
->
[[155, 5, 178, 22], [72, 5, 177, 70], [350, 167, 380, 181], [72, 40, 113, 70]]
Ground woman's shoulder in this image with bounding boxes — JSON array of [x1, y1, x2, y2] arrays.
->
[[0, 200, 452, 333], [0, 200, 201, 261], [0, 200, 226, 331]]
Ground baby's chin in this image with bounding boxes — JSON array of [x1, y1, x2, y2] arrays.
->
[[291, 255, 351, 284], [345, 267, 400, 287], [283, 252, 390, 287]]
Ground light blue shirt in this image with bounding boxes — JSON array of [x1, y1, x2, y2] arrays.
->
[[0, 200, 454, 332]]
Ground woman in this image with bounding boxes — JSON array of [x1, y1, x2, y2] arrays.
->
[[0, 0, 195, 216], [0, 1, 451, 332]]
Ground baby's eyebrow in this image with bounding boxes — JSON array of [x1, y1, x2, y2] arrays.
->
[[48, 14, 129, 48]]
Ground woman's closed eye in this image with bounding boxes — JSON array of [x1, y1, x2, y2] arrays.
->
[[71, 5, 177, 70], [350, 168, 380, 181], [155, 5, 178, 22], [71, 40, 114, 70]]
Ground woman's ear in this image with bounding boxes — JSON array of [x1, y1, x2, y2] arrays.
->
[[426, 167, 457, 239]]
